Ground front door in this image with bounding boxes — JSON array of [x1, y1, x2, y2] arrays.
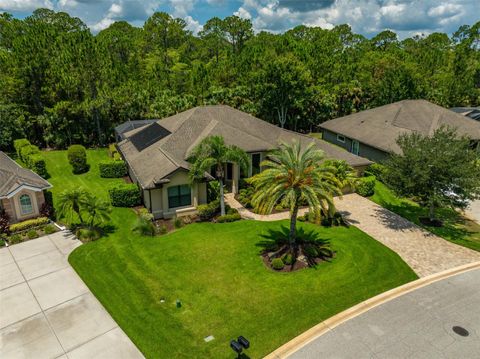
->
[[351, 140, 359, 155]]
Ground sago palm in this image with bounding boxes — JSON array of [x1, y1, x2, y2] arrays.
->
[[83, 195, 111, 228], [188, 135, 249, 216], [250, 141, 342, 247], [57, 188, 90, 224]]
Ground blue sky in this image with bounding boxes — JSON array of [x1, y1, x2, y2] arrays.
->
[[1, 0, 478, 38]]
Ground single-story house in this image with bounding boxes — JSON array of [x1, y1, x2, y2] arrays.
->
[[117, 105, 371, 219], [0, 151, 52, 223], [319, 99, 480, 162]]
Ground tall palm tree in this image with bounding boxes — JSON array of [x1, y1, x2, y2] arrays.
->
[[188, 135, 249, 216], [57, 188, 90, 224], [250, 141, 342, 247], [83, 195, 111, 228]]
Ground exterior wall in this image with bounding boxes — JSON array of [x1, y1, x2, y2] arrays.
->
[[322, 129, 390, 163], [5, 189, 44, 223], [1, 198, 16, 223]]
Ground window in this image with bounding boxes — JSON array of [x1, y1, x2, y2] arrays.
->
[[168, 185, 191, 208], [251, 153, 261, 176], [337, 134, 346, 143], [19, 194, 33, 215]]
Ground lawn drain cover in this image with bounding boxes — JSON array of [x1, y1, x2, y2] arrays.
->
[[204, 335, 215, 342], [452, 326, 469, 337]]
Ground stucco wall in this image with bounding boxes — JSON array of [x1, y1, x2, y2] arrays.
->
[[4, 189, 45, 223]]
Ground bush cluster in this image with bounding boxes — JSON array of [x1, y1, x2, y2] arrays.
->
[[44, 224, 56, 234], [237, 187, 254, 208], [98, 160, 127, 178], [108, 184, 141, 207], [13, 139, 48, 178], [282, 253, 294, 265], [67, 145, 89, 174], [9, 234, 22, 244], [197, 199, 220, 221], [271, 258, 284, 270], [0, 210, 10, 235], [27, 229, 39, 239], [10, 217, 49, 233], [356, 177, 376, 197], [216, 212, 241, 223], [364, 163, 387, 182]]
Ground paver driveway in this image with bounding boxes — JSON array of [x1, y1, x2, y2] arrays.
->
[[0, 231, 144, 359], [288, 267, 480, 359]]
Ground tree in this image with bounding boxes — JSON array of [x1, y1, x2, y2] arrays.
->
[[57, 188, 90, 224], [384, 127, 480, 223], [188, 136, 249, 216], [83, 195, 111, 228], [249, 142, 342, 247]]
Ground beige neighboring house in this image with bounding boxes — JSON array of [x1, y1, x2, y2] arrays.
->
[[0, 151, 52, 223], [117, 105, 371, 219]]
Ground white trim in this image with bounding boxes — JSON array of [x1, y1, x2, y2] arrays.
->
[[3, 184, 51, 199], [336, 134, 346, 143]]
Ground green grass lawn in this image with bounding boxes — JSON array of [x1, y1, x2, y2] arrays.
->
[[43, 149, 417, 358], [370, 180, 480, 252]]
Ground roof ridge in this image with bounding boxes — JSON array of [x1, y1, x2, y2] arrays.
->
[[157, 147, 180, 168], [185, 118, 219, 157]]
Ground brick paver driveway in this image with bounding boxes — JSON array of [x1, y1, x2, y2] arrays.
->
[[288, 267, 480, 359], [0, 231, 143, 359], [335, 194, 480, 277]]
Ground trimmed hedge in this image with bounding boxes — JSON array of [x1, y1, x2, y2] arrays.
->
[[29, 154, 48, 178], [108, 143, 119, 158], [14, 138, 30, 158], [356, 177, 375, 197], [197, 200, 220, 221], [98, 160, 127, 178], [217, 213, 241, 223], [12, 139, 49, 178], [67, 145, 88, 174], [20, 144, 40, 164], [10, 217, 49, 233], [108, 184, 141, 207]]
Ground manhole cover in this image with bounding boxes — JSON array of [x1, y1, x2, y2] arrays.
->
[[452, 326, 469, 337]]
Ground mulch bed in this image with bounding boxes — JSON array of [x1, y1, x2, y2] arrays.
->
[[262, 245, 334, 272]]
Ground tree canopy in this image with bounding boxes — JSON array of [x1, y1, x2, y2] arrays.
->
[[1, 9, 479, 150]]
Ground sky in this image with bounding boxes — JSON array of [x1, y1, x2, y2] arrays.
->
[[0, 0, 479, 38]]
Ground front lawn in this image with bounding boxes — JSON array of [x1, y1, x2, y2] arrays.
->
[[43, 149, 417, 358], [370, 180, 480, 252]]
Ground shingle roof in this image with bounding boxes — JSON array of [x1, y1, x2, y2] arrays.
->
[[320, 100, 480, 154], [118, 105, 372, 189], [114, 120, 159, 140], [450, 107, 480, 121], [0, 151, 52, 197]]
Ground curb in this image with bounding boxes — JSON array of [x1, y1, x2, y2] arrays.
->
[[264, 261, 480, 359]]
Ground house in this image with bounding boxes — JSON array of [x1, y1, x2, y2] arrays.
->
[[0, 151, 52, 223], [319, 99, 480, 162], [114, 119, 159, 142], [117, 105, 372, 219]]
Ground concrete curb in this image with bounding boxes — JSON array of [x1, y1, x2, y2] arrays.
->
[[264, 261, 480, 359]]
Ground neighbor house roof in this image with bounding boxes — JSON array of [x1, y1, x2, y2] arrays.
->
[[114, 120, 159, 140], [450, 107, 480, 121], [0, 151, 52, 198], [118, 105, 372, 189], [319, 100, 480, 155]]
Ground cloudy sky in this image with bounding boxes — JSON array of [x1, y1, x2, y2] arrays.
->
[[1, 0, 478, 38]]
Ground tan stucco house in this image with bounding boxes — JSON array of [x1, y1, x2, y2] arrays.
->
[[117, 105, 372, 219], [0, 151, 52, 223]]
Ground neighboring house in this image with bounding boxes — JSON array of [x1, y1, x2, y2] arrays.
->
[[114, 120, 159, 142], [450, 107, 480, 122], [117, 105, 371, 219], [0, 151, 52, 223], [319, 99, 480, 162]]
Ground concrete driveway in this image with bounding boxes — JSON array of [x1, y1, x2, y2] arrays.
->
[[0, 231, 144, 359], [288, 267, 480, 359]]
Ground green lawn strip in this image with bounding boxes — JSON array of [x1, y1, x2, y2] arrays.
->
[[370, 180, 480, 252], [43, 149, 417, 358]]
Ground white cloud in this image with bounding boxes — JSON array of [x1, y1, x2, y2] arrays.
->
[[170, 0, 195, 17], [184, 14, 202, 34], [234, 6, 251, 19], [0, 0, 53, 11]]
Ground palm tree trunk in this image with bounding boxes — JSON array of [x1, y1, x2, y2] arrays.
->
[[219, 178, 226, 216], [289, 203, 299, 248]]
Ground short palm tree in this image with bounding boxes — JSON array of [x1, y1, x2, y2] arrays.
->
[[188, 135, 249, 216], [83, 195, 111, 228], [250, 141, 342, 247], [57, 188, 90, 224], [324, 159, 358, 191]]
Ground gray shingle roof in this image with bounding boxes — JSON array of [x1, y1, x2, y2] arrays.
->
[[114, 120, 159, 140], [0, 151, 52, 197], [320, 100, 480, 154], [118, 105, 372, 189]]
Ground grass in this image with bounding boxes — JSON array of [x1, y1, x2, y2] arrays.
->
[[43, 149, 417, 358], [370, 180, 480, 252]]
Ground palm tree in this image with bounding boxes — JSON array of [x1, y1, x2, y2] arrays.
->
[[57, 188, 90, 224], [249, 141, 342, 247], [188, 135, 249, 216], [83, 195, 111, 228], [324, 159, 358, 191]]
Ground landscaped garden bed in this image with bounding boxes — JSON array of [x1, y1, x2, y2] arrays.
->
[[4, 217, 59, 245]]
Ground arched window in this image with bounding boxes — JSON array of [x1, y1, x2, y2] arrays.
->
[[19, 194, 33, 215]]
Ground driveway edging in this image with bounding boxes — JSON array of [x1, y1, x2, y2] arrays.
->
[[264, 261, 480, 359]]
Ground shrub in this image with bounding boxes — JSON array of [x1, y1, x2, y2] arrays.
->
[[158, 224, 168, 235], [0, 237, 5, 247], [108, 143, 119, 158], [356, 177, 375, 197], [44, 224, 56, 234], [29, 154, 48, 178], [98, 160, 127, 178], [271, 258, 284, 270], [237, 187, 254, 208], [132, 217, 156, 236], [108, 184, 141, 207], [40, 201, 54, 218], [174, 217, 183, 229], [67, 145, 88, 174], [76, 228, 101, 242], [20, 144, 40, 165], [197, 199, 220, 221], [14, 138, 31, 158], [282, 253, 294, 265], [113, 152, 121, 161], [226, 207, 239, 215], [364, 163, 387, 181], [10, 217, 49, 233], [217, 213, 241, 223], [304, 246, 318, 258], [9, 234, 22, 244], [275, 204, 285, 212], [27, 229, 38, 239], [0, 210, 10, 235], [321, 212, 346, 227]]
